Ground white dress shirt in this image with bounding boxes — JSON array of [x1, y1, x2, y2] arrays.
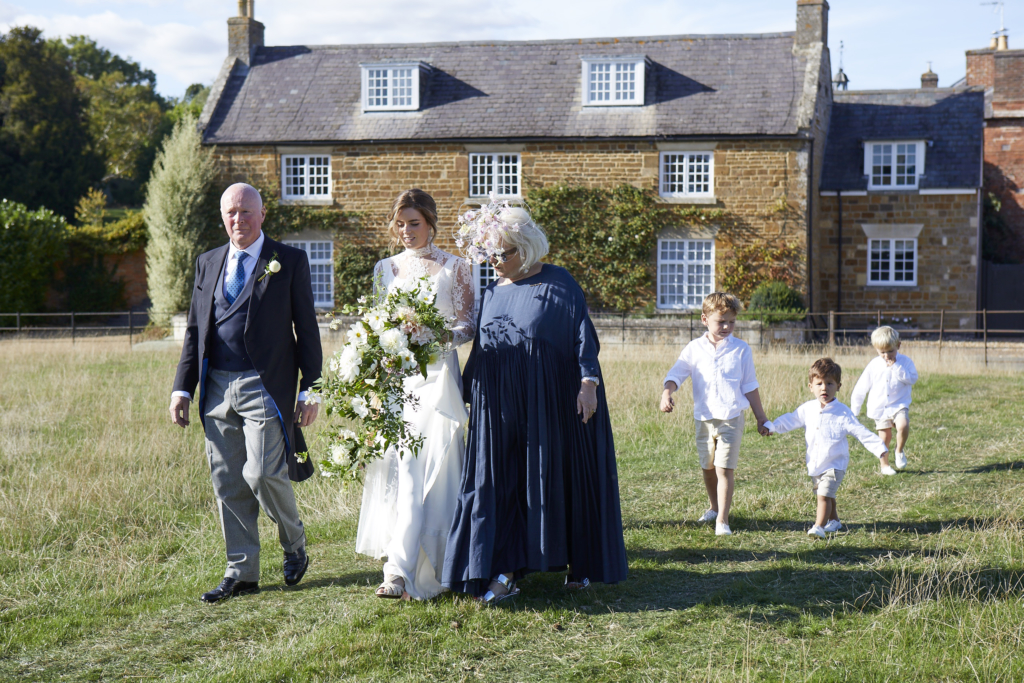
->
[[765, 399, 888, 476], [172, 233, 317, 405], [850, 354, 918, 420], [663, 333, 760, 421]]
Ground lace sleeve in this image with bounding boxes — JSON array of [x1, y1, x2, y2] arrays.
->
[[371, 260, 384, 304], [449, 257, 477, 346]]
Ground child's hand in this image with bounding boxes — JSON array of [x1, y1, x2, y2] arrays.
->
[[757, 418, 772, 437], [660, 390, 675, 413]]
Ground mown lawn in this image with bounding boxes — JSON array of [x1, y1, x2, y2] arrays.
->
[[1, 340, 1022, 681]]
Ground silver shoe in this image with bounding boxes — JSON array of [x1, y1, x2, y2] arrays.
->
[[479, 574, 519, 606]]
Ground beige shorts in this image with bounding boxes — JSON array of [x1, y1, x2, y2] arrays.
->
[[875, 407, 910, 431], [695, 414, 745, 470], [811, 468, 845, 498]]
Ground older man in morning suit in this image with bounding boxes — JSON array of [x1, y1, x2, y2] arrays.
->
[[169, 183, 322, 603]]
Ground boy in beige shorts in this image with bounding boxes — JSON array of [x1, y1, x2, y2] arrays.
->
[[851, 326, 919, 475], [660, 293, 769, 536], [764, 358, 888, 538]]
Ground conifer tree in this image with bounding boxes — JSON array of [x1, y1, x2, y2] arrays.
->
[[144, 112, 215, 325]]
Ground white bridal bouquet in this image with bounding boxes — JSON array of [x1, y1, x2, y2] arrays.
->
[[300, 275, 452, 482]]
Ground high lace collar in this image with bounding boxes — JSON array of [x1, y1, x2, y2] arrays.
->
[[402, 242, 443, 259]]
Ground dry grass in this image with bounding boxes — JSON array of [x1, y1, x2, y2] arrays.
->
[[1, 339, 1023, 681]]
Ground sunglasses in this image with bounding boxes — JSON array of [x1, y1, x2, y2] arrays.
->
[[489, 247, 518, 263]]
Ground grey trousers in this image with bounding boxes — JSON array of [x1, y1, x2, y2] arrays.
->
[[204, 368, 306, 582]]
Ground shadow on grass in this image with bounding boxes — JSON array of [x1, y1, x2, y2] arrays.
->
[[966, 460, 1024, 474], [497, 563, 1024, 621], [279, 570, 381, 592], [626, 517, 996, 534]]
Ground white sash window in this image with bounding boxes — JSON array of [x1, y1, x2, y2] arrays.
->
[[660, 152, 714, 198], [360, 63, 421, 111], [282, 155, 331, 199], [865, 141, 924, 190], [657, 239, 714, 309], [868, 238, 917, 286], [581, 56, 646, 106], [283, 240, 335, 307], [469, 153, 520, 197]]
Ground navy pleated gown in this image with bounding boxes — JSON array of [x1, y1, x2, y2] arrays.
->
[[442, 264, 628, 596]]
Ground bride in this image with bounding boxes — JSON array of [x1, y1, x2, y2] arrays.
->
[[355, 188, 476, 600]]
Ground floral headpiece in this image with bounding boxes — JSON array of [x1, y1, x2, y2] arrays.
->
[[454, 192, 522, 264]]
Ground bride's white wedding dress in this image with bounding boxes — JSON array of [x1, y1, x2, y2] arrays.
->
[[354, 243, 475, 600]]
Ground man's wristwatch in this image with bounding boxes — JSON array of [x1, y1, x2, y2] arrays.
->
[[581, 376, 600, 387]]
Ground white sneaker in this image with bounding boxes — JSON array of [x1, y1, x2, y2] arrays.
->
[[807, 525, 826, 539], [697, 509, 718, 523], [895, 451, 908, 470], [880, 466, 898, 476], [715, 523, 732, 536], [823, 519, 843, 533]]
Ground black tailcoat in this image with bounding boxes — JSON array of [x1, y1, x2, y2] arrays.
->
[[172, 236, 322, 482]]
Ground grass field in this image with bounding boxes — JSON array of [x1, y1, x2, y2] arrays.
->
[[1, 340, 1023, 681]]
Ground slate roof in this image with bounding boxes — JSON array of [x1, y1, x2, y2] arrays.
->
[[202, 33, 811, 145], [821, 89, 985, 190]]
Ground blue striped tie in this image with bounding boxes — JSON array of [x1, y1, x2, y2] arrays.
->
[[225, 251, 249, 304]]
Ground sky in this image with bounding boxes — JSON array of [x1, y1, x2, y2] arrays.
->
[[1, 0, 1018, 99]]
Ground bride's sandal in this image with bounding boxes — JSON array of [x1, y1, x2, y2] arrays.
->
[[479, 574, 519, 606], [375, 575, 405, 599], [564, 575, 591, 590]]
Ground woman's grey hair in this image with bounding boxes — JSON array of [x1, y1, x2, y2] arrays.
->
[[498, 207, 549, 273]]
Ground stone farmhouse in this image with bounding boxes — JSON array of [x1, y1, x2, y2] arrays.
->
[[197, 0, 985, 325]]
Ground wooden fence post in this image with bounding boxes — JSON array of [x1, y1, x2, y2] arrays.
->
[[983, 309, 988, 366], [128, 310, 133, 347], [938, 309, 944, 357], [828, 311, 835, 351], [71, 312, 75, 345]]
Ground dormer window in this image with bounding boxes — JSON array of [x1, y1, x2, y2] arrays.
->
[[580, 56, 646, 106], [360, 63, 422, 112], [865, 141, 925, 190]]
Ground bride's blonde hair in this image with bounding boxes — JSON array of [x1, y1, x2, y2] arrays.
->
[[387, 189, 438, 253]]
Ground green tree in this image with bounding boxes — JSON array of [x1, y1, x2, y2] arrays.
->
[[144, 112, 216, 325], [51, 36, 170, 205], [0, 26, 104, 218], [0, 199, 67, 312]]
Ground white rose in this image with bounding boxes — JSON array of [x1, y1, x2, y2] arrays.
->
[[268, 260, 281, 273], [330, 443, 351, 466], [379, 328, 409, 354], [340, 429, 357, 440], [351, 396, 369, 418]]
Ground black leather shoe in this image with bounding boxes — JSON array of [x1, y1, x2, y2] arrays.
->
[[284, 547, 309, 586], [201, 577, 259, 603]]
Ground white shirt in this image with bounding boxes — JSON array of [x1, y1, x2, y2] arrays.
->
[[172, 233, 317, 405], [663, 334, 759, 421], [765, 399, 888, 476], [850, 354, 918, 420]]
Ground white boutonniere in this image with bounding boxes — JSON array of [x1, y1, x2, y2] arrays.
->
[[258, 252, 281, 282]]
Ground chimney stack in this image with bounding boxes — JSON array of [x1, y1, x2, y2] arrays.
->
[[795, 0, 829, 48], [998, 34, 1010, 50], [921, 64, 938, 88], [228, 1, 264, 66]]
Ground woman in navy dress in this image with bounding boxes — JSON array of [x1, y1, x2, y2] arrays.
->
[[442, 204, 628, 603]]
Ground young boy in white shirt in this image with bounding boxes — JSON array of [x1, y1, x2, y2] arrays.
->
[[850, 326, 919, 475], [764, 358, 888, 538], [660, 292, 770, 536]]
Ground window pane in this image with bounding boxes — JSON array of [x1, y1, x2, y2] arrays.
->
[[590, 63, 611, 102], [495, 154, 519, 196], [658, 239, 713, 308], [661, 154, 684, 194], [895, 143, 917, 186], [469, 154, 493, 196], [310, 263, 333, 305], [659, 263, 685, 306], [615, 62, 635, 101], [284, 157, 305, 196], [309, 241, 332, 262], [893, 239, 915, 282], [367, 68, 388, 107], [869, 239, 891, 282], [871, 144, 892, 187], [392, 68, 413, 107], [687, 263, 713, 307], [687, 154, 711, 195], [308, 156, 330, 196]]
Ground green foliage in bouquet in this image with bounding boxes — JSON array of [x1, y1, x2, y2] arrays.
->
[[306, 275, 452, 482], [529, 184, 723, 312]]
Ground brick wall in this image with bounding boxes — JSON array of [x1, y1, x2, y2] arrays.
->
[[966, 50, 995, 89], [209, 140, 811, 282], [108, 249, 148, 309], [816, 192, 979, 326]]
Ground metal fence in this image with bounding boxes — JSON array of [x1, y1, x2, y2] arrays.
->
[[588, 309, 1024, 365], [0, 311, 151, 344]]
